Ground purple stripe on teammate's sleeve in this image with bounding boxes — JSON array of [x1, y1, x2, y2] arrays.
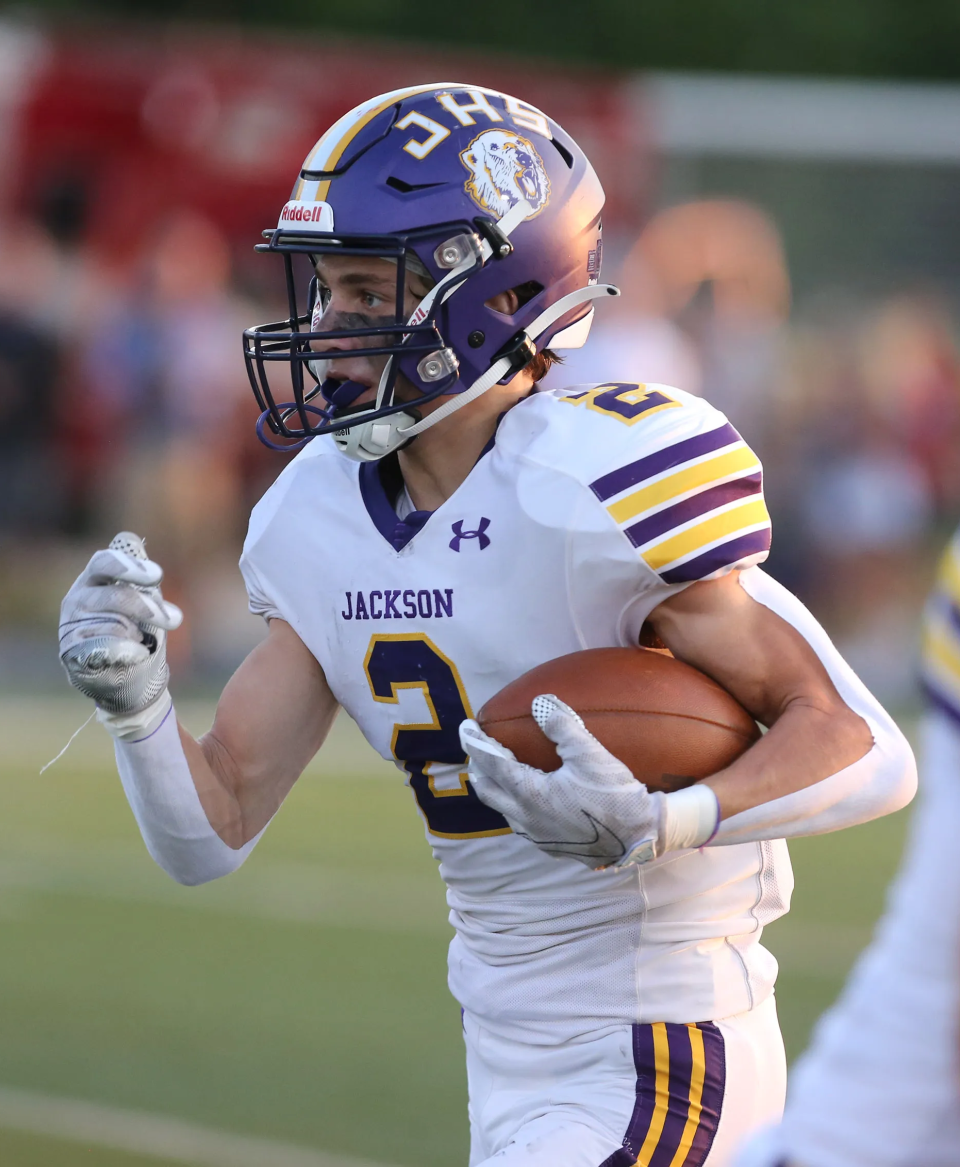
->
[[945, 597, 960, 639], [623, 473, 762, 549], [688, 1023, 726, 1164], [590, 423, 741, 503], [659, 527, 771, 585], [647, 1025, 696, 1167], [922, 679, 960, 729]]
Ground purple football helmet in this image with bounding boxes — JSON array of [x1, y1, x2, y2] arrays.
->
[[244, 82, 617, 459]]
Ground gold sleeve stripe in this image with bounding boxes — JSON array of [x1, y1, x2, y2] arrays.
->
[[939, 544, 960, 605], [607, 445, 760, 526], [923, 620, 960, 692], [641, 497, 771, 572], [923, 665, 960, 713]]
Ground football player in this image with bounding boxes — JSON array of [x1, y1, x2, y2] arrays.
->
[[733, 528, 960, 1167], [58, 85, 917, 1167]]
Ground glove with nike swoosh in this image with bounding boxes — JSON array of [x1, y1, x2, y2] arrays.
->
[[460, 694, 668, 869]]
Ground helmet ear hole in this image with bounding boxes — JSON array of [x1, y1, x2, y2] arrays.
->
[[513, 280, 544, 309], [484, 282, 545, 320]]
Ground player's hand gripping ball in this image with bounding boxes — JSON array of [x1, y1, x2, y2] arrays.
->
[[461, 693, 667, 868], [58, 533, 183, 715], [460, 648, 759, 868]]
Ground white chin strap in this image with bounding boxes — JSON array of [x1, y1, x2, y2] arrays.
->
[[332, 408, 421, 462], [333, 281, 620, 462]]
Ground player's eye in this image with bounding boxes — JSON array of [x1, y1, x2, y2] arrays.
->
[[361, 290, 385, 310]]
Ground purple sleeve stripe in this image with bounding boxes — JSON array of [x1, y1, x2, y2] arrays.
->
[[945, 597, 960, 639], [623, 472, 762, 549], [660, 527, 771, 584], [590, 422, 741, 502], [922, 679, 960, 729]]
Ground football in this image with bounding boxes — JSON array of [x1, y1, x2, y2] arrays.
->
[[477, 647, 760, 793]]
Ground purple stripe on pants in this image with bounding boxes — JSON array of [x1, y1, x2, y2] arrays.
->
[[597, 1024, 657, 1167], [622, 473, 763, 550], [590, 423, 741, 503], [647, 1024, 696, 1167], [659, 528, 771, 584], [689, 1023, 726, 1163], [596, 1022, 726, 1167]]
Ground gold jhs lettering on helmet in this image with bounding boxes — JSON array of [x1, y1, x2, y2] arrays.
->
[[394, 91, 554, 160]]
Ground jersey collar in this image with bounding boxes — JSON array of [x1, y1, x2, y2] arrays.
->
[[357, 419, 502, 551]]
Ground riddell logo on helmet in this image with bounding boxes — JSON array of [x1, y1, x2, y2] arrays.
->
[[277, 201, 334, 232]]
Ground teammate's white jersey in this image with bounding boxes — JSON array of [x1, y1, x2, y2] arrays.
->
[[921, 526, 960, 727], [735, 531, 960, 1167], [241, 383, 792, 1041]]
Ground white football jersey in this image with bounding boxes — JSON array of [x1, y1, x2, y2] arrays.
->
[[241, 383, 793, 1041]]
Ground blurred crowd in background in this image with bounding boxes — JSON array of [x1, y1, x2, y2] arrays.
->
[[2, 18, 959, 703]]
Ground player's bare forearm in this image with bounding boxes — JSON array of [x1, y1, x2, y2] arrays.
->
[[178, 619, 338, 847], [700, 694, 869, 820], [648, 571, 873, 820]]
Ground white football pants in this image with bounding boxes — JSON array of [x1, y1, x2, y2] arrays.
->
[[465, 994, 786, 1167]]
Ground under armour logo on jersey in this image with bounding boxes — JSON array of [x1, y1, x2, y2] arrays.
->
[[450, 518, 491, 552]]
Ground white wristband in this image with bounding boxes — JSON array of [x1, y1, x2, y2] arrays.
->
[[662, 784, 721, 851], [97, 688, 172, 741]]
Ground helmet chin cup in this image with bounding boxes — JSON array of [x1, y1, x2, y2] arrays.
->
[[321, 378, 371, 409], [332, 408, 422, 462]]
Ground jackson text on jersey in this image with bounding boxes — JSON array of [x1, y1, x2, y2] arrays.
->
[[342, 588, 455, 620]]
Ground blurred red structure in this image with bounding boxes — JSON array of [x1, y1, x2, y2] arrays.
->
[[11, 23, 652, 263]]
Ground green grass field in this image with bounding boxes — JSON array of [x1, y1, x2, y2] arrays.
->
[[0, 695, 913, 1166]]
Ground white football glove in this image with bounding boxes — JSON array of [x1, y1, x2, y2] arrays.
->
[[460, 694, 668, 868], [59, 533, 183, 734]]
